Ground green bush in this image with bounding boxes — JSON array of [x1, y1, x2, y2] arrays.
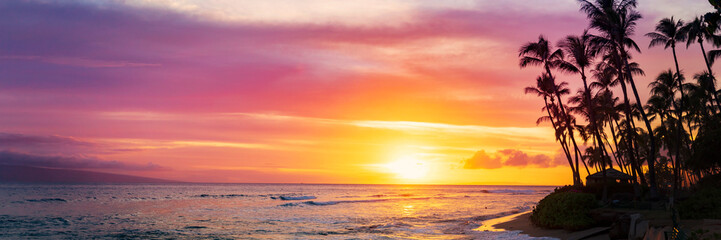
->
[[531, 191, 598, 230], [553, 185, 591, 193], [679, 185, 721, 219]]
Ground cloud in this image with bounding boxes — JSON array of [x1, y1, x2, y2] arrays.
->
[[0, 132, 101, 156], [0, 55, 160, 68], [463, 150, 503, 169], [0, 0, 582, 122], [0, 132, 93, 147], [464, 149, 563, 169], [0, 151, 164, 171]]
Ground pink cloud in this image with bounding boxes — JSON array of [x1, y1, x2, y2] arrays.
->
[[464, 149, 563, 169]]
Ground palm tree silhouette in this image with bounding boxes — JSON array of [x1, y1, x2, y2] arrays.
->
[[526, 74, 582, 181], [559, 30, 612, 182], [647, 17, 688, 197], [683, 16, 721, 112], [520, 36, 583, 185], [687, 16, 721, 112], [579, 0, 659, 197]]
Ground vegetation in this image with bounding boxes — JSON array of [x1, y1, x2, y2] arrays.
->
[[679, 174, 721, 219], [678, 185, 721, 219], [521, 0, 721, 201], [530, 190, 598, 230]]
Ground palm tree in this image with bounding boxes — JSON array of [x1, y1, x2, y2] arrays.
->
[[646, 70, 676, 129], [579, 0, 659, 197], [683, 17, 719, 98], [647, 17, 689, 197], [596, 50, 648, 185], [590, 66, 631, 172], [693, 72, 720, 112], [526, 73, 577, 180], [646, 17, 686, 82], [647, 70, 684, 194], [558, 30, 600, 183], [520, 36, 583, 185], [689, 18, 721, 112]]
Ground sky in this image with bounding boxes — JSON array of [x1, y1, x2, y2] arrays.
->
[[0, 0, 714, 185]]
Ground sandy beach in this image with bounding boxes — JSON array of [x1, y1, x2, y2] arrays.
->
[[478, 212, 573, 239], [482, 210, 721, 240]]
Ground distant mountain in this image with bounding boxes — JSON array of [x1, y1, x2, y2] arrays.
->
[[0, 165, 175, 183]]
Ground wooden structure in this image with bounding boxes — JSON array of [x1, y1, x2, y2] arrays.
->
[[586, 168, 632, 185]]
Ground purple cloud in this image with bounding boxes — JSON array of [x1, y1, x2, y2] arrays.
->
[[0, 151, 164, 171]]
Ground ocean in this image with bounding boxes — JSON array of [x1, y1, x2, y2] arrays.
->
[[0, 183, 556, 239]]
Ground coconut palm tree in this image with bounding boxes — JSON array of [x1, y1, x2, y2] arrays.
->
[[646, 17, 686, 81], [647, 69, 685, 194], [693, 72, 720, 112], [595, 51, 648, 185], [558, 30, 600, 182], [579, 0, 659, 196], [520, 36, 583, 185], [683, 17, 719, 93], [525, 73, 580, 183], [646, 18, 689, 197]]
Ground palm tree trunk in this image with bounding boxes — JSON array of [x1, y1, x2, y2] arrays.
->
[[672, 45, 684, 200], [622, 53, 659, 198], [546, 66, 582, 186], [582, 72, 611, 199], [616, 64, 644, 186], [603, 130, 623, 171], [544, 97, 577, 183], [609, 118, 630, 174], [628, 113, 648, 184], [555, 92, 583, 186]]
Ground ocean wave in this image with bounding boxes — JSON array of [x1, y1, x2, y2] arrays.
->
[[278, 196, 316, 201], [348, 221, 413, 233], [196, 194, 250, 198], [278, 197, 432, 207], [479, 189, 541, 195], [368, 193, 415, 198], [25, 198, 67, 203]]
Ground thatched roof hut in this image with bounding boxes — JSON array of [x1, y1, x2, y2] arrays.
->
[[586, 168, 632, 184]]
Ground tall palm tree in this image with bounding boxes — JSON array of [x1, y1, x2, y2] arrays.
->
[[558, 30, 606, 182], [646, 17, 687, 197], [684, 17, 718, 84], [648, 70, 685, 194], [597, 50, 647, 185], [520, 36, 583, 185], [646, 17, 686, 82], [590, 65, 631, 173], [689, 17, 721, 112], [579, 0, 659, 196], [526, 73, 578, 181]]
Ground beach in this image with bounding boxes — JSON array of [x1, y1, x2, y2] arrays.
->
[[484, 208, 721, 240], [479, 212, 569, 239]]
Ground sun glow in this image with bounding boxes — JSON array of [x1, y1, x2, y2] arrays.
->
[[384, 156, 429, 180]]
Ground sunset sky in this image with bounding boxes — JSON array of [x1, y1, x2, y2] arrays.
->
[[0, 0, 713, 185]]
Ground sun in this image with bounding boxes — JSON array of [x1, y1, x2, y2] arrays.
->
[[384, 156, 429, 180]]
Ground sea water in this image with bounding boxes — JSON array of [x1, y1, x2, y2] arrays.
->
[[0, 184, 556, 239]]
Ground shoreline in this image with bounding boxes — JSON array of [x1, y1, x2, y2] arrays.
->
[[478, 209, 721, 240], [476, 211, 572, 239]]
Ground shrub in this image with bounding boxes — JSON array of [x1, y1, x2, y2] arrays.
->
[[531, 191, 598, 231], [679, 184, 721, 219], [553, 185, 591, 193]]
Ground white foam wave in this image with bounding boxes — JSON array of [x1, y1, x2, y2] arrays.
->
[[279, 196, 316, 201]]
